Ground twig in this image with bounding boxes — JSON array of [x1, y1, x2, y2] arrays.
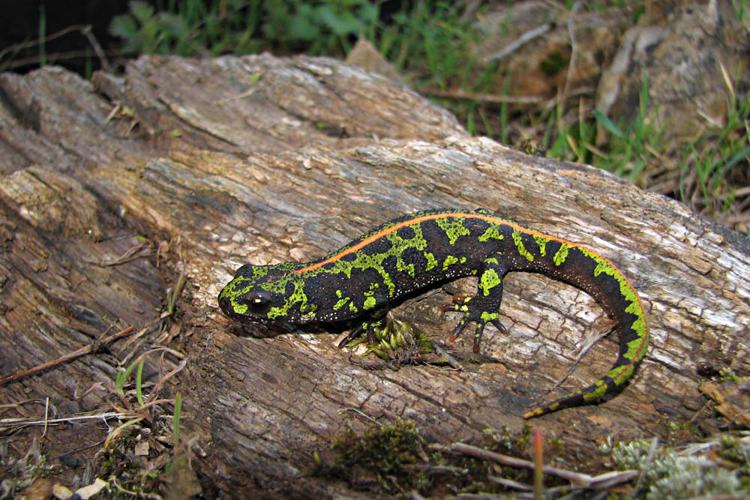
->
[[429, 442, 592, 485], [1, 411, 130, 427], [421, 87, 542, 105], [484, 23, 553, 63], [433, 343, 463, 370], [488, 475, 533, 491], [633, 437, 659, 496], [338, 407, 382, 426], [85, 242, 151, 267], [146, 358, 187, 403], [41, 397, 50, 439], [80, 25, 111, 72], [527, 470, 638, 497], [402, 464, 468, 475], [0, 325, 135, 386], [0, 24, 90, 60], [561, 1, 582, 103], [553, 322, 615, 390], [0, 23, 114, 72]]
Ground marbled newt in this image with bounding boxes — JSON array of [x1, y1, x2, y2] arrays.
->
[[218, 209, 648, 418]]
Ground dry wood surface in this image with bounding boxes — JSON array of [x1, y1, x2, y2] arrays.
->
[[1, 54, 748, 496]]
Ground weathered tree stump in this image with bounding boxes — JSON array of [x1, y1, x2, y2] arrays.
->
[[1, 55, 748, 496]]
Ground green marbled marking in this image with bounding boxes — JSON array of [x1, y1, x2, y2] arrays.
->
[[512, 230, 534, 262], [220, 276, 252, 314], [435, 217, 470, 245], [387, 223, 429, 278], [317, 249, 396, 296], [479, 268, 501, 297], [424, 251, 438, 271], [442, 255, 459, 271], [265, 275, 315, 320], [480, 311, 499, 322], [484, 257, 499, 265], [348, 301, 358, 314], [553, 244, 570, 266], [333, 290, 350, 311], [578, 247, 647, 357], [251, 266, 269, 278], [361, 283, 380, 311], [605, 362, 635, 386], [478, 225, 504, 243], [583, 379, 609, 401], [533, 235, 549, 256]]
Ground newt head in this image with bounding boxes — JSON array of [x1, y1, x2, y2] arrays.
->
[[218, 262, 313, 324]]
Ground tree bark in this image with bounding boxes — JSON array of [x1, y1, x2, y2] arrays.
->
[[1, 55, 748, 496]]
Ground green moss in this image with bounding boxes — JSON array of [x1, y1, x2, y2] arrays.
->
[[314, 419, 428, 493], [719, 367, 750, 383], [612, 439, 744, 497], [540, 50, 568, 77]]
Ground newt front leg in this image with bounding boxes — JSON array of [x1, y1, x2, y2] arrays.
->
[[442, 256, 508, 353]]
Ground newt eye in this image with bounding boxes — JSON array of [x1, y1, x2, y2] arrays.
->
[[244, 291, 272, 308]]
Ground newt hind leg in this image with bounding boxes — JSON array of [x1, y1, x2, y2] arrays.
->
[[442, 257, 507, 353]]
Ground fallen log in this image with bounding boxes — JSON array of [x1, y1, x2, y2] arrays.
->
[[1, 54, 748, 496]]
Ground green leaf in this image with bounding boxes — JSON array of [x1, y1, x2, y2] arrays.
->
[[109, 14, 137, 39], [130, 1, 155, 24], [248, 72, 262, 86], [316, 6, 363, 36], [115, 370, 126, 397], [594, 110, 624, 139], [135, 358, 145, 406], [721, 145, 750, 174], [173, 392, 182, 444], [357, 2, 379, 25], [287, 5, 320, 41]]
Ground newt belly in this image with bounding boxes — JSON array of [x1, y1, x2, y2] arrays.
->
[[218, 209, 649, 418]]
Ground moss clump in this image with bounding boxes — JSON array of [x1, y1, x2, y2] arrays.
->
[[718, 436, 750, 489], [315, 419, 428, 493], [0, 440, 51, 498], [613, 439, 744, 498], [719, 367, 750, 383]]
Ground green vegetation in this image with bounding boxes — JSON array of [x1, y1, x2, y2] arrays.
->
[[315, 421, 749, 497], [2, 2, 746, 230], [102, 0, 749, 233], [314, 419, 429, 493], [313, 419, 539, 496], [109, 0, 378, 56], [612, 438, 748, 497]]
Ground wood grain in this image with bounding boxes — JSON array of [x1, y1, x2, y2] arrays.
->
[[0, 55, 748, 495]]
